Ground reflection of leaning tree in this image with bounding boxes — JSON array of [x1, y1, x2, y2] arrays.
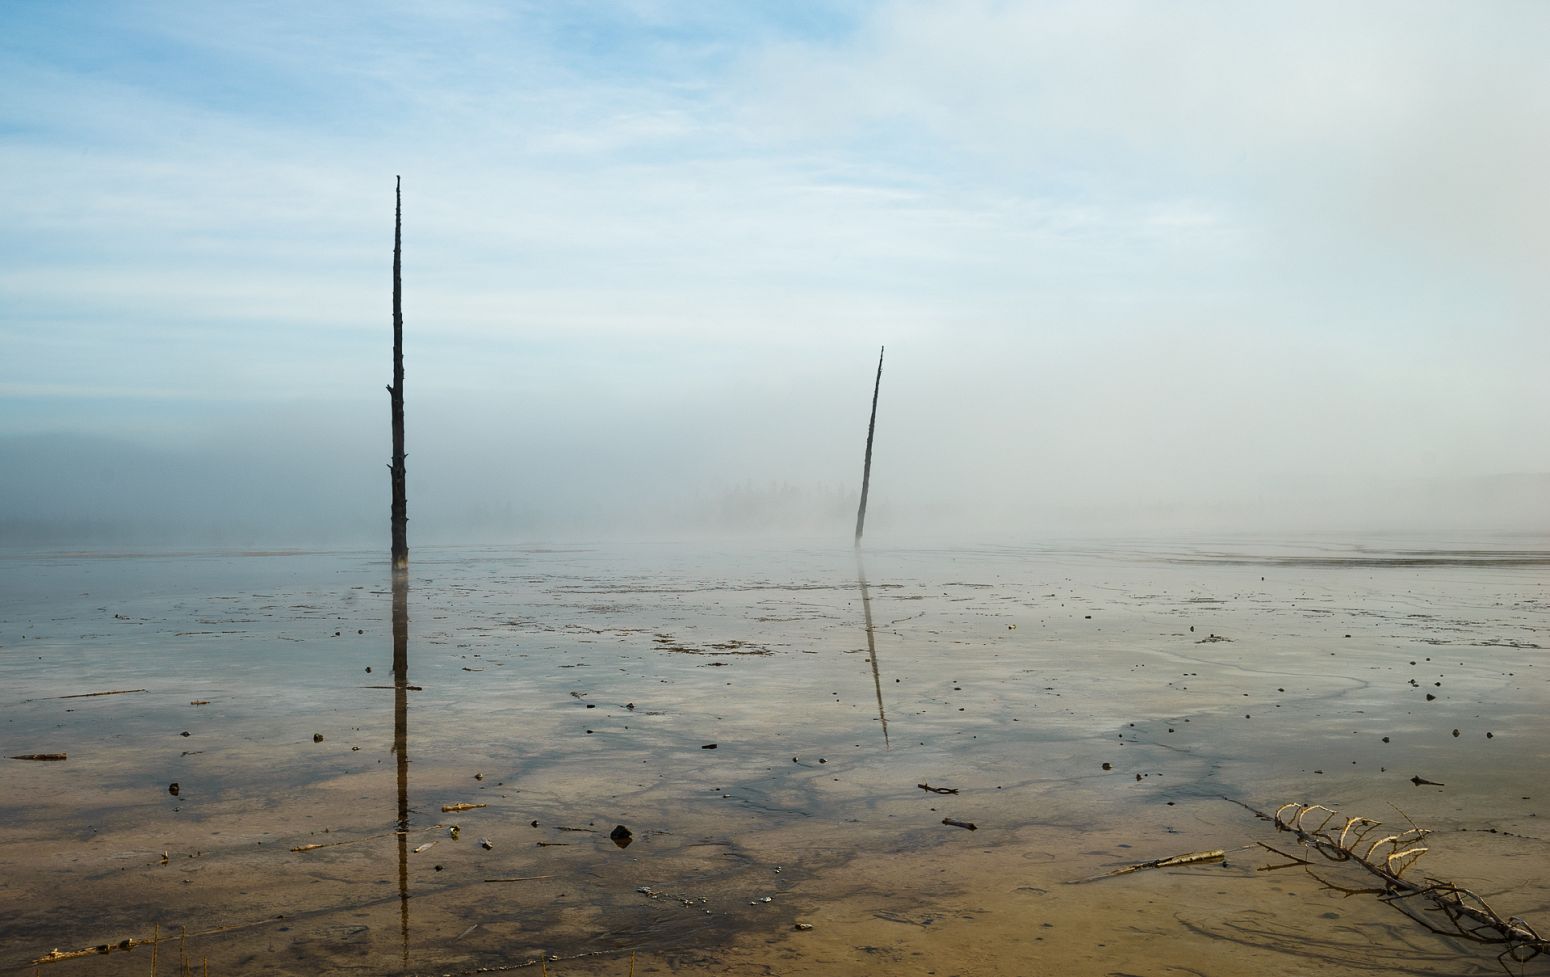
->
[[1250, 800, 1547, 970], [388, 177, 408, 572]]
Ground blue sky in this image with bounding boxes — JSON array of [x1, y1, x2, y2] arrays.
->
[[3, 1, 1548, 543]]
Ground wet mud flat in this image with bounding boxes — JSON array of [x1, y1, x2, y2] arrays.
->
[[1, 539, 1547, 976]]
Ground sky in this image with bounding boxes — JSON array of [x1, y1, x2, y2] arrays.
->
[[2, 0, 1548, 547]]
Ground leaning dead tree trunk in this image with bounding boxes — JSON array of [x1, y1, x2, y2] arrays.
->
[[853, 346, 884, 547], [388, 176, 409, 572]]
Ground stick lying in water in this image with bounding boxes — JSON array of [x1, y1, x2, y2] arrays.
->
[[10, 754, 68, 761], [1067, 849, 1225, 884], [56, 689, 147, 699], [918, 783, 959, 794]]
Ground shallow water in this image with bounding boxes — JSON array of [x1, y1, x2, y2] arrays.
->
[[1, 539, 1547, 975]]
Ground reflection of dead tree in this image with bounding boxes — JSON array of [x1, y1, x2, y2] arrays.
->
[[857, 555, 889, 748], [1250, 800, 1547, 970]]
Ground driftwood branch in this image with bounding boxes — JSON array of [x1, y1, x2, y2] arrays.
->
[[1246, 799, 1547, 968]]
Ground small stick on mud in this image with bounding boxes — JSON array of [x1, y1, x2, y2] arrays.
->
[[918, 783, 958, 794], [941, 817, 977, 830], [441, 802, 487, 813], [9, 753, 68, 761], [482, 875, 554, 883], [1067, 849, 1225, 884]]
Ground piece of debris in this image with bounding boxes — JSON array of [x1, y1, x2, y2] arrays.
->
[[942, 818, 977, 831], [190, 700, 210, 706], [9, 753, 67, 761], [413, 842, 435, 854], [312, 733, 324, 743], [702, 743, 718, 750], [480, 838, 494, 850], [482, 875, 553, 883], [918, 783, 959, 794], [441, 802, 487, 813], [794, 922, 815, 931], [291, 844, 325, 853], [168, 783, 180, 796], [1411, 775, 1445, 787], [30, 936, 153, 965]]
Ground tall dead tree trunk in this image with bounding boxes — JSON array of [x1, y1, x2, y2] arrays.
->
[[388, 176, 409, 572], [853, 346, 884, 547]]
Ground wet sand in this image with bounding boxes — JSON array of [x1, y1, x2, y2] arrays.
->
[[1, 539, 1546, 975]]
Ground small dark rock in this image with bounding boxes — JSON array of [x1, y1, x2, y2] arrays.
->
[[702, 743, 717, 750], [313, 733, 324, 743], [180, 731, 190, 737], [168, 782, 180, 796], [610, 824, 633, 849], [1101, 762, 1112, 771]]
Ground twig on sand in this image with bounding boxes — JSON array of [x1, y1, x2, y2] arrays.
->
[[10, 753, 67, 761], [482, 875, 554, 883]]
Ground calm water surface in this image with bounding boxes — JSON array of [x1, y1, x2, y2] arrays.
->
[[1, 539, 1546, 975]]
